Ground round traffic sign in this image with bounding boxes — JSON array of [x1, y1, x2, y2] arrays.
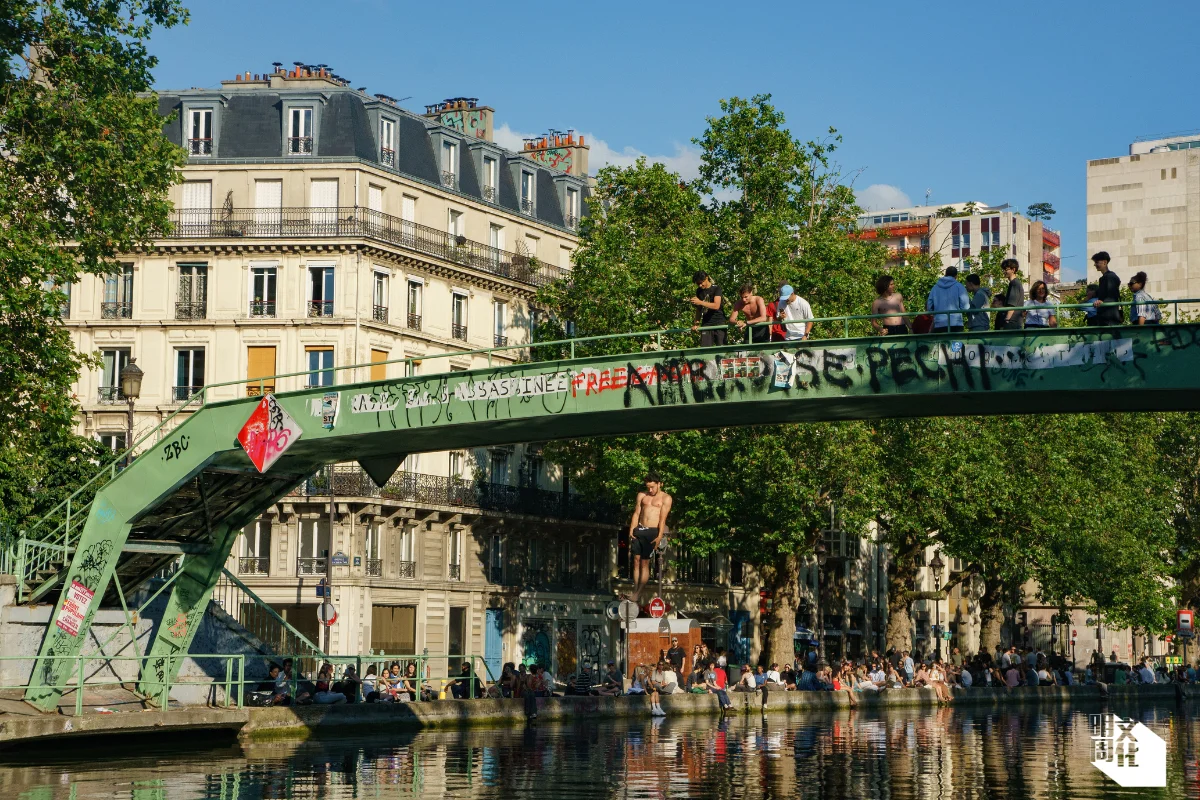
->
[[618, 599, 640, 622], [648, 597, 667, 619], [318, 602, 338, 627]]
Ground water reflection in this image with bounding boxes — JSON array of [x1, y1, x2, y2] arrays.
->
[[2, 702, 1196, 799]]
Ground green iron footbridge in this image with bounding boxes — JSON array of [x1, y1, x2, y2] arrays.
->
[[8, 300, 1200, 709]]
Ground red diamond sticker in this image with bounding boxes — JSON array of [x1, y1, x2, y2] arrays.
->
[[237, 394, 302, 473]]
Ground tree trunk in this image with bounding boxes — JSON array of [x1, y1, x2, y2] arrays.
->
[[885, 550, 920, 655], [978, 576, 1005, 656], [763, 552, 803, 669]]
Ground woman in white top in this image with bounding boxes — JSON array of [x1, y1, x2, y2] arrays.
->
[[1130, 271, 1163, 325], [928, 662, 953, 704], [1024, 281, 1057, 328]]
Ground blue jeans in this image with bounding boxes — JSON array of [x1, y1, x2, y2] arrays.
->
[[714, 689, 730, 706]]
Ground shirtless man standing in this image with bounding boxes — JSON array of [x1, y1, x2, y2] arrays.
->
[[628, 472, 672, 604]]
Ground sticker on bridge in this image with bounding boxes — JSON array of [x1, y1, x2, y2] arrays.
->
[[55, 580, 95, 637], [237, 394, 303, 473]]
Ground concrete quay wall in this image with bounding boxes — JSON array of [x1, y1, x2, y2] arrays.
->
[[0, 683, 1184, 749]]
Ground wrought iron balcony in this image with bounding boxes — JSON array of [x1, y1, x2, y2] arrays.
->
[[449, 563, 462, 581], [452, 323, 468, 341], [246, 383, 274, 397], [101, 301, 132, 320], [366, 558, 383, 577], [249, 300, 276, 318], [521, 198, 535, 215], [295, 466, 619, 524], [441, 170, 457, 189], [493, 334, 508, 347], [407, 312, 422, 331], [288, 136, 313, 155], [398, 560, 416, 579], [188, 138, 213, 156], [308, 300, 334, 317], [97, 386, 124, 404], [297, 557, 326, 575], [175, 301, 207, 320], [239, 556, 269, 575], [565, 214, 579, 230], [160, 206, 568, 288], [381, 148, 395, 167], [482, 185, 497, 203], [372, 304, 388, 323], [172, 385, 203, 402], [489, 566, 504, 584]]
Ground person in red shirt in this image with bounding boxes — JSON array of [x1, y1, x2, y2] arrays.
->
[[763, 285, 788, 342], [705, 661, 732, 709]]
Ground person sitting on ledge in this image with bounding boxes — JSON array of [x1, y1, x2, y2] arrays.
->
[[595, 661, 623, 697], [704, 661, 733, 710], [567, 665, 595, 696], [732, 664, 759, 694]]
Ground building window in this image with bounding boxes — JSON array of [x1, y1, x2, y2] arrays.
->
[[489, 224, 505, 269], [493, 300, 507, 347], [239, 520, 270, 575], [372, 270, 389, 323], [188, 109, 213, 156], [44, 280, 71, 318], [254, 180, 282, 234], [489, 533, 504, 584], [98, 432, 127, 452], [448, 529, 463, 581], [308, 265, 334, 317], [565, 187, 579, 228], [99, 348, 130, 403], [448, 209, 464, 239], [519, 449, 544, 489], [520, 171, 535, 214], [174, 348, 205, 402], [365, 522, 382, 577], [399, 524, 417, 578], [379, 117, 395, 167], [441, 140, 457, 188], [298, 520, 329, 575], [961, 219, 971, 257], [451, 292, 468, 341], [176, 263, 207, 320], [306, 346, 334, 388], [449, 450, 465, 479], [288, 107, 313, 155], [179, 180, 212, 235], [102, 264, 134, 319], [482, 155, 497, 202], [489, 447, 509, 483], [250, 265, 277, 317], [406, 279, 423, 330], [367, 184, 384, 214]]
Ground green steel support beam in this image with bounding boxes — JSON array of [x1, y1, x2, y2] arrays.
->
[[24, 325, 1200, 708]]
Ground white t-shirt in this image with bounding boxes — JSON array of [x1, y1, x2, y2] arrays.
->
[[765, 669, 783, 685], [658, 669, 678, 687], [779, 296, 814, 340]]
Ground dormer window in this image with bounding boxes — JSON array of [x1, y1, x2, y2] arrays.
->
[[520, 171, 535, 215], [188, 109, 212, 156], [441, 140, 458, 188], [288, 107, 313, 155], [380, 117, 395, 167], [482, 155, 498, 202], [565, 186, 580, 228]]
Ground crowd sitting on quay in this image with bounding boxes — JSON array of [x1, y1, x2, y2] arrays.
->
[[247, 639, 1196, 712]]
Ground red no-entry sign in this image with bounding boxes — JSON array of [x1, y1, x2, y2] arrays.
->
[[649, 597, 667, 619]]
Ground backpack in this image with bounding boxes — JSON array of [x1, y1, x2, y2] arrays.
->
[[911, 314, 934, 334]]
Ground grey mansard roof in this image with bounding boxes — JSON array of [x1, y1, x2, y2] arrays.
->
[[156, 86, 588, 230]]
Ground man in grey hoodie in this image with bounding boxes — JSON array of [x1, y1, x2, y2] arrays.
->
[[925, 266, 970, 333]]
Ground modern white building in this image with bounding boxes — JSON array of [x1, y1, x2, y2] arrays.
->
[[1087, 132, 1200, 300]]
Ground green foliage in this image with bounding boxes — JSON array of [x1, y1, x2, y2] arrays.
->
[[936, 206, 955, 218], [0, 1, 187, 531], [1027, 202, 1056, 221]]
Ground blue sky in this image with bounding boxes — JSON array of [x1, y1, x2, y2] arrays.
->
[[150, 1, 1198, 282]]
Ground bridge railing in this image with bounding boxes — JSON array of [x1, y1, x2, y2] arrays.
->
[[256, 652, 496, 701], [9, 296, 1199, 581], [212, 568, 326, 664]]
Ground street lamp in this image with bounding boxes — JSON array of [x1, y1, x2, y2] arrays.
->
[[814, 540, 828, 665], [119, 358, 143, 465], [929, 551, 945, 660]]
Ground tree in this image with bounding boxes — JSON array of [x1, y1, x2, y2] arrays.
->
[[1026, 202, 1056, 221], [935, 206, 955, 218], [0, 1, 187, 533]]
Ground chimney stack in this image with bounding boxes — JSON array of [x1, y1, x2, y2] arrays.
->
[[521, 129, 589, 176], [423, 97, 494, 142]]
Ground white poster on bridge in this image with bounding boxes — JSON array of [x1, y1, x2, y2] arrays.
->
[[55, 580, 95, 637]]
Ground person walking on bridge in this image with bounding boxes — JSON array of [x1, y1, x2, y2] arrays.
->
[[1091, 252, 1123, 326], [628, 472, 672, 604], [925, 266, 969, 333]]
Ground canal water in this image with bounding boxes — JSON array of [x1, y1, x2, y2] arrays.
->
[[2, 702, 1197, 799]]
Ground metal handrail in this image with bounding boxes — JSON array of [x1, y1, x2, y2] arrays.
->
[[266, 652, 498, 700], [214, 567, 326, 659]]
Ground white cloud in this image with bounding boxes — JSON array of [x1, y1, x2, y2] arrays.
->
[[494, 122, 704, 179], [857, 183, 912, 211]]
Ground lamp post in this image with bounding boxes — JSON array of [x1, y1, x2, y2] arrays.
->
[[119, 358, 143, 466], [814, 540, 828, 666], [929, 551, 945, 661]]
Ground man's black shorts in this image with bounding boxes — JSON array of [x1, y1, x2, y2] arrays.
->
[[630, 526, 658, 558]]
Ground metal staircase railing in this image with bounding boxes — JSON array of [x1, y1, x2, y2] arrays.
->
[[211, 568, 325, 664]]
